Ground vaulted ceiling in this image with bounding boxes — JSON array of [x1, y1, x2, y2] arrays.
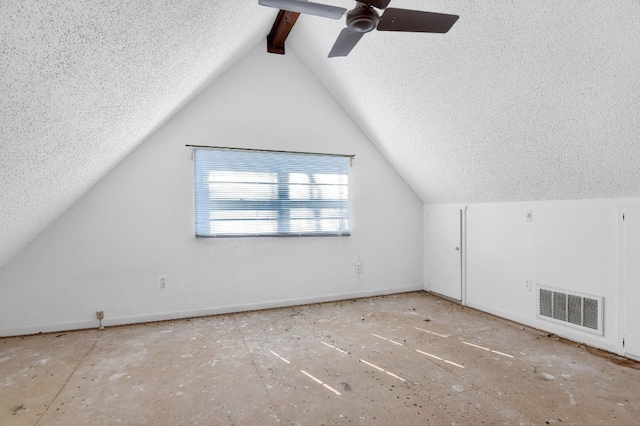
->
[[1, 0, 639, 268]]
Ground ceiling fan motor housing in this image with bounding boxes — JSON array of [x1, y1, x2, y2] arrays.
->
[[346, 6, 380, 33]]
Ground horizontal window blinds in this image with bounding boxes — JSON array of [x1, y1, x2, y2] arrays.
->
[[194, 147, 351, 237]]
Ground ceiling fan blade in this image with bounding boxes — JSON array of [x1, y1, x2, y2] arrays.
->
[[328, 28, 365, 57], [259, 0, 346, 20], [377, 8, 459, 33], [363, 0, 391, 10]]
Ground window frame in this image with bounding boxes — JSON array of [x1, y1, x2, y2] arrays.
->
[[191, 146, 353, 238]]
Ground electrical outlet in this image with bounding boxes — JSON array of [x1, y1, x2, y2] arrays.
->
[[96, 311, 104, 320], [524, 279, 532, 292], [355, 261, 363, 274], [159, 276, 167, 288]]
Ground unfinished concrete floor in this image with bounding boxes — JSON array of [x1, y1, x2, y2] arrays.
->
[[1, 292, 639, 425]]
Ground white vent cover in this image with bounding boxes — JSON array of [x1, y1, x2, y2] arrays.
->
[[537, 285, 603, 336]]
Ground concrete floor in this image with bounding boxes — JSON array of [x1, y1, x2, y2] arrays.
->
[[1, 292, 639, 425]]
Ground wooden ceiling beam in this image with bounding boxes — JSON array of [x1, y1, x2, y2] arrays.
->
[[266, 9, 301, 55]]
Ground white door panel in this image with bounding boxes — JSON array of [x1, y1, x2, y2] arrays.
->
[[624, 207, 640, 358], [425, 209, 462, 300]]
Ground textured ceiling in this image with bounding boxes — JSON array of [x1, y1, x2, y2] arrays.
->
[[289, 0, 640, 203], [0, 1, 274, 268], [1, 1, 640, 268]]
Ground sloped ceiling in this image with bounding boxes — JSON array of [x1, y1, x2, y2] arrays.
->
[[289, 0, 640, 204], [0, 1, 274, 268], [1, 1, 640, 268]]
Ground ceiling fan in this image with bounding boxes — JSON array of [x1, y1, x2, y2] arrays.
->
[[259, 0, 459, 58]]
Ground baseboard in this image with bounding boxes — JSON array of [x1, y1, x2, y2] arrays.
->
[[464, 300, 531, 326], [0, 319, 99, 338], [0, 285, 424, 337], [466, 299, 617, 353]]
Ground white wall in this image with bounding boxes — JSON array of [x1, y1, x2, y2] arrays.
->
[[0, 44, 424, 337], [437, 198, 633, 354]]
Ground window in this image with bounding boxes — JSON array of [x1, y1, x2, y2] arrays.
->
[[193, 147, 351, 237]]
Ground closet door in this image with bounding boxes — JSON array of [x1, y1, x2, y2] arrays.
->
[[425, 208, 462, 301], [624, 207, 640, 358]]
